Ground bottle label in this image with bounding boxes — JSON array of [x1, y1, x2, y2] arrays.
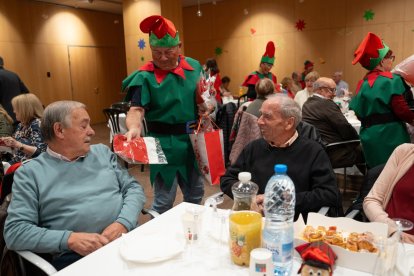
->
[[263, 241, 293, 263]]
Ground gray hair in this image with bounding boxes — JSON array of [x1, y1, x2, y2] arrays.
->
[[267, 94, 302, 128], [41, 101, 85, 142], [255, 78, 275, 97]]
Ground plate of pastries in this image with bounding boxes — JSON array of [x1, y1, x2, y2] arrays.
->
[[302, 225, 378, 253]]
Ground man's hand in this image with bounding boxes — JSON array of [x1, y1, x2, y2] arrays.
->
[[125, 127, 141, 142], [101, 222, 128, 242], [255, 194, 265, 215], [67, 232, 109, 256], [125, 107, 144, 141]]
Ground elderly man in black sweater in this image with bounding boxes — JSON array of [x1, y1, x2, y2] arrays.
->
[[220, 95, 340, 220]]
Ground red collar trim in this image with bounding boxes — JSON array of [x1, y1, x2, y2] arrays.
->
[[139, 55, 194, 84], [364, 69, 393, 87], [355, 70, 393, 94]]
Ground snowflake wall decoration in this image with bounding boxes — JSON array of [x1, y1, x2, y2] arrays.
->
[[295, 19, 306, 31], [138, 39, 146, 50], [364, 9, 375, 21]]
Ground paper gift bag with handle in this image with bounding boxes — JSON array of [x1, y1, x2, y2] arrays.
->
[[189, 118, 225, 185], [113, 134, 167, 164]]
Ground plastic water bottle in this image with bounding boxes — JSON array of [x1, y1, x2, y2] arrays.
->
[[231, 172, 259, 211], [262, 164, 296, 276]]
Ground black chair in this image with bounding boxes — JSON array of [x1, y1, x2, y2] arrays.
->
[[110, 102, 131, 113], [325, 139, 365, 194], [237, 93, 248, 108], [345, 164, 385, 221]]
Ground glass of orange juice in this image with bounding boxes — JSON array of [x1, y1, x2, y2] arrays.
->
[[229, 211, 262, 266]]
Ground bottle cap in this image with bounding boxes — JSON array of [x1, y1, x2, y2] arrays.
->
[[238, 172, 251, 182], [274, 164, 287, 173], [232, 172, 258, 195]]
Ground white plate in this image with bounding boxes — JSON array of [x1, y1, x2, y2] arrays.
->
[[119, 232, 185, 263]]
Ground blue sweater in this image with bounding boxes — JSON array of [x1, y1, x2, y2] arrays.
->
[[4, 144, 146, 254]]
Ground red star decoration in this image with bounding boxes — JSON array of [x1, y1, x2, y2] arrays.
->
[[295, 19, 306, 31]]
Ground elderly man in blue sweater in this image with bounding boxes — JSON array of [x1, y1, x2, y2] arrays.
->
[[4, 100, 146, 270]]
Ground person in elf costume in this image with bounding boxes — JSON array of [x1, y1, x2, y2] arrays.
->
[[242, 41, 278, 100], [295, 241, 337, 276], [350, 32, 414, 168], [299, 60, 314, 89], [122, 15, 206, 214]]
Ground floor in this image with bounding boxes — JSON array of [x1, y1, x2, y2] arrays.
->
[[91, 122, 359, 225]]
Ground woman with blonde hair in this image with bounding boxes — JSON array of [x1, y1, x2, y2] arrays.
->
[[0, 94, 46, 166], [0, 106, 13, 137]]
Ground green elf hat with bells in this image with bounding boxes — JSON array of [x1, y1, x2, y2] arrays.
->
[[140, 15, 180, 48], [260, 41, 276, 65], [352, 32, 390, 70]]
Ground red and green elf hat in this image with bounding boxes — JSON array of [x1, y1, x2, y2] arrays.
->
[[352, 32, 390, 70], [304, 60, 314, 69], [260, 41, 276, 65], [296, 241, 337, 276], [140, 15, 180, 48]]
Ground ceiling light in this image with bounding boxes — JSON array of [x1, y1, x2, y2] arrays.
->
[[196, 0, 202, 17]]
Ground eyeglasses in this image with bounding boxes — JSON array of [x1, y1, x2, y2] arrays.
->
[[320, 87, 336, 93], [387, 55, 395, 62], [262, 63, 273, 68]]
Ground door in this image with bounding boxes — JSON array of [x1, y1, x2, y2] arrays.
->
[[68, 46, 126, 123]]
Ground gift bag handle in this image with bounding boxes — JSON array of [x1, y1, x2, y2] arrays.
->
[[195, 116, 220, 133]]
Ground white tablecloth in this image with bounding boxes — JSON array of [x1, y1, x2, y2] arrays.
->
[[54, 203, 414, 276]]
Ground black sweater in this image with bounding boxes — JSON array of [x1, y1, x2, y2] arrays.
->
[[220, 136, 340, 218]]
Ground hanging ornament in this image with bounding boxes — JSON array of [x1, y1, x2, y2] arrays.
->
[[295, 19, 306, 31], [243, 8, 249, 15], [138, 39, 146, 50], [250, 28, 256, 35], [363, 9, 375, 21], [319, 57, 326, 64], [215, 47, 223, 56]]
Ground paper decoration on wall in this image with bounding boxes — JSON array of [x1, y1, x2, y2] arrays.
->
[[138, 39, 146, 50], [295, 19, 306, 31], [141, 56, 144, 62], [250, 28, 256, 35], [319, 57, 326, 64], [215, 47, 223, 56], [363, 9, 375, 21]]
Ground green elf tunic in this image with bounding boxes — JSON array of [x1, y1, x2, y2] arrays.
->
[[122, 56, 202, 188], [350, 70, 410, 168], [242, 71, 277, 99]]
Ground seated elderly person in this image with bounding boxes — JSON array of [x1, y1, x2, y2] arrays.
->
[[221, 95, 340, 220], [302, 77, 365, 173], [4, 101, 146, 270], [363, 143, 414, 244]]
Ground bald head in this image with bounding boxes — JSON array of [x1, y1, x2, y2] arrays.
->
[[313, 77, 336, 100]]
